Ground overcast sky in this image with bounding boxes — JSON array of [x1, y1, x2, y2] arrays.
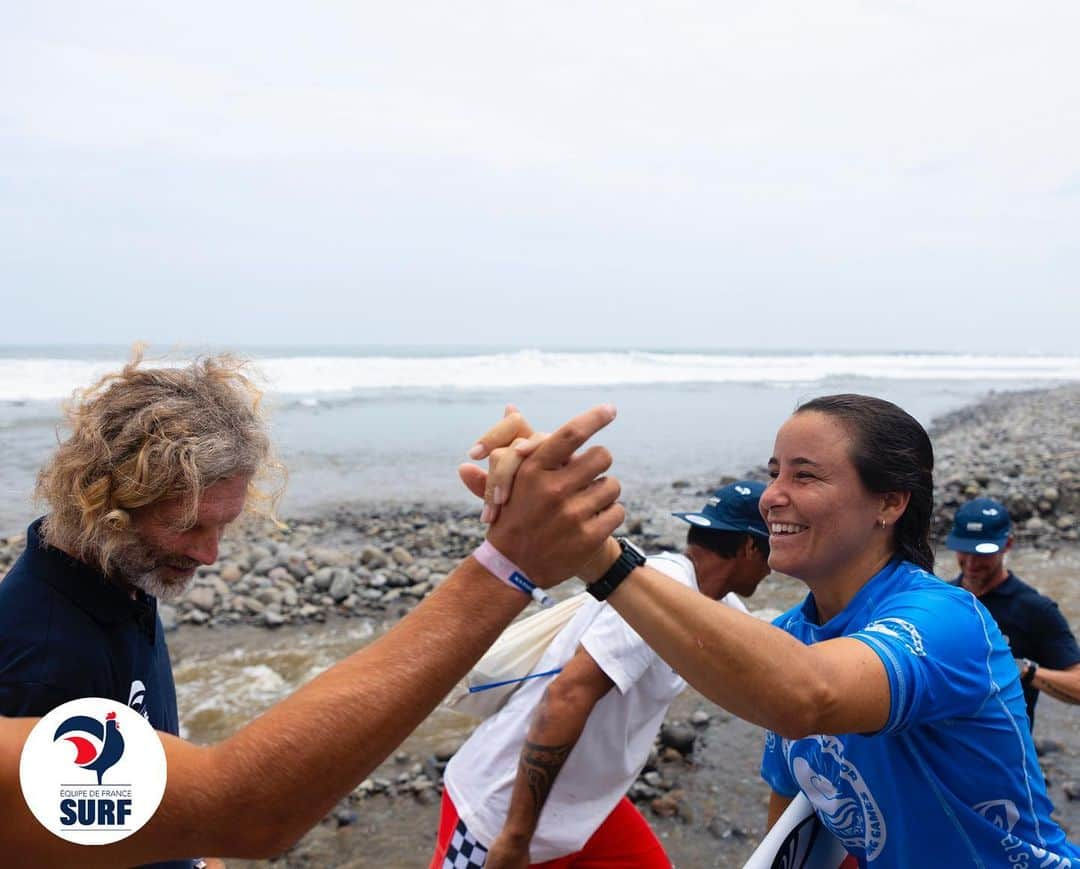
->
[[3, 2, 1079, 352]]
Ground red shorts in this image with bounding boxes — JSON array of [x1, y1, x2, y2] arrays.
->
[[430, 789, 671, 868]]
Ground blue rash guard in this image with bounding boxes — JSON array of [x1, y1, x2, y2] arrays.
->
[[761, 559, 1079, 868]]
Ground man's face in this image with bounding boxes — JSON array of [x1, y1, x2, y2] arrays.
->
[[690, 538, 772, 600], [120, 474, 250, 600], [730, 542, 772, 598], [955, 537, 1012, 596]]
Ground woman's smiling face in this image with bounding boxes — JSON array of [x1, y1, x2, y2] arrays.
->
[[760, 411, 889, 587]]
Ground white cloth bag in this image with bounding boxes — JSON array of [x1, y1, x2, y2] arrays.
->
[[442, 592, 592, 720]]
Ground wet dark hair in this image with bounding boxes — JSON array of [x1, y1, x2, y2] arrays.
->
[[687, 526, 770, 559], [795, 394, 935, 572]]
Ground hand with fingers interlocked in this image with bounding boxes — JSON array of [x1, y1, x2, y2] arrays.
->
[[459, 404, 549, 526], [462, 403, 624, 588]]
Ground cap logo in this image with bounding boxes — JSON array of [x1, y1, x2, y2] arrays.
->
[[981, 508, 1000, 516], [734, 485, 752, 496], [975, 543, 1001, 554], [686, 515, 712, 527], [706, 497, 720, 507], [965, 522, 984, 532]]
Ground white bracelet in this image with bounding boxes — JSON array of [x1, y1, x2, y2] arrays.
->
[[472, 541, 553, 608]]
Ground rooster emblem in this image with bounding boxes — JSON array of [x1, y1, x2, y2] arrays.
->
[[54, 711, 125, 785]]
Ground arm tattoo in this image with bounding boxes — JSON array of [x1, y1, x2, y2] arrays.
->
[[1039, 682, 1080, 704], [520, 740, 574, 818]]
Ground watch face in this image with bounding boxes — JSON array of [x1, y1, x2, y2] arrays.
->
[[618, 537, 646, 559]]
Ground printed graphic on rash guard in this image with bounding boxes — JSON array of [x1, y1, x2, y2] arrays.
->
[[784, 735, 887, 861], [974, 799, 1075, 869], [860, 618, 926, 657]]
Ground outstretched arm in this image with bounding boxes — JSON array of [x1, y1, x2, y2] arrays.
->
[[598, 552, 891, 739], [0, 405, 624, 866], [485, 648, 615, 869]]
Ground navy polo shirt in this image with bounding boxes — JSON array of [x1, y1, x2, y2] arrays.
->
[[0, 518, 192, 869], [952, 571, 1080, 726]]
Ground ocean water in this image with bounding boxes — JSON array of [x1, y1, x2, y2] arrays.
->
[[2, 345, 1079, 535]]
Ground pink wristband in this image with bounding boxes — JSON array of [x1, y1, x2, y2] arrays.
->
[[472, 541, 553, 607]]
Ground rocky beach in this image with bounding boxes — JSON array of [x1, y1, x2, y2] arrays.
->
[[2, 384, 1078, 867]]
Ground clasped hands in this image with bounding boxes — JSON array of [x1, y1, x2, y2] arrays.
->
[[460, 404, 624, 589]]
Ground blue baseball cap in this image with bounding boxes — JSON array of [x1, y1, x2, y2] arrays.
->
[[946, 498, 1012, 554], [672, 480, 769, 539]]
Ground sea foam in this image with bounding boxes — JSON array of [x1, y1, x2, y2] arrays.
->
[[1, 351, 1079, 403]]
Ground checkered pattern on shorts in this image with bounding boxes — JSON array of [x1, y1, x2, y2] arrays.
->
[[442, 817, 488, 868]]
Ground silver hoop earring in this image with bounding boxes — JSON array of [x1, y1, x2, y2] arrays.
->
[[878, 519, 887, 529]]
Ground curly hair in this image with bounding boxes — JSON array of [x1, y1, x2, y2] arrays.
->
[[36, 349, 284, 575]]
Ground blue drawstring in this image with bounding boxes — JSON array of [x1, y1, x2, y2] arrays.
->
[[467, 668, 564, 694]]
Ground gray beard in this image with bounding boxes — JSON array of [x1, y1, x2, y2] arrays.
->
[[111, 538, 199, 602], [126, 567, 196, 602]]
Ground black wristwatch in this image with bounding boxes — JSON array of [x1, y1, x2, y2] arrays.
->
[[1021, 659, 1039, 687], [586, 537, 646, 601]]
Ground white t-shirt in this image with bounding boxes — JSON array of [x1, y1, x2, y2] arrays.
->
[[444, 553, 748, 862]]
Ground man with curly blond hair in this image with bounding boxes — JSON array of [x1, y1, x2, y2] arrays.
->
[[0, 352, 278, 869]]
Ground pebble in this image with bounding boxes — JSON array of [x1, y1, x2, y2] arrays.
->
[[313, 567, 334, 591], [267, 566, 292, 584], [329, 571, 355, 603], [660, 723, 697, 755], [186, 587, 217, 613], [334, 808, 358, 828], [219, 563, 243, 583], [361, 546, 389, 568]]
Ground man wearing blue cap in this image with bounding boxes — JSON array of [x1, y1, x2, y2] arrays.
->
[[434, 481, 771, 869], [671, 479, 773, 601], [947, 497, 1080, 727]]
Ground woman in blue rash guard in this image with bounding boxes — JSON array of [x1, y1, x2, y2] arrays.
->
[[488, 394, 1078, 867]]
